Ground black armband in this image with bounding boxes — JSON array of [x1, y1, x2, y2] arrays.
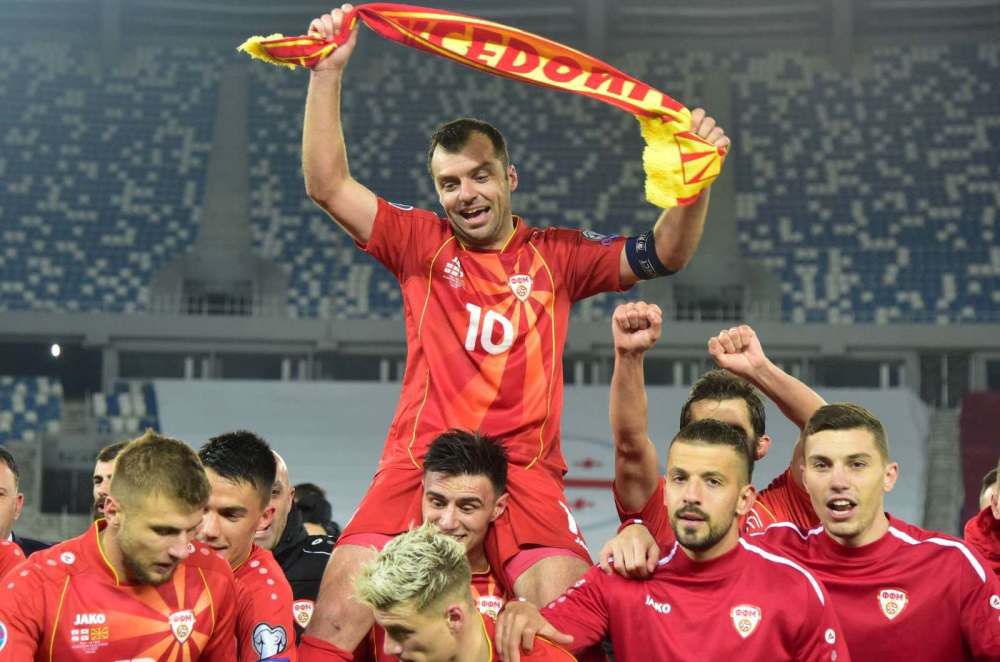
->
[[625, 230, 675, 280]]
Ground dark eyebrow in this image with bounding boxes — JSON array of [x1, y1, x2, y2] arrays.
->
[[219, 506, 248, 517]]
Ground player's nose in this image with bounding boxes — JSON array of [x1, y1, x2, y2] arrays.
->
[[198, 512, 220, 540]]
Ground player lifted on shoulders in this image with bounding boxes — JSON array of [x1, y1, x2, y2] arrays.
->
[[299, 5, 730, 660]]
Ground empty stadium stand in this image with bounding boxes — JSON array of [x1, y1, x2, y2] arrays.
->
[[0, 376, 62, 445], [0, 41, 996, 322]]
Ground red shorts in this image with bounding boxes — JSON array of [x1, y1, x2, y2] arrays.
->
[[338, 462, 592, 586]]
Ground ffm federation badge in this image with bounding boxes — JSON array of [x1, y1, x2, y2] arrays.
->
[[508, 275, 533, 302], [877, 588, 908, 620], [730, 604, 762, 638], [168, 610, 195, 644]]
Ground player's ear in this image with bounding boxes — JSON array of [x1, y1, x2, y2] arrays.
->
[[258, 502, 277, 531], [491, 492, 509, 522], [754, 434, 771, 460], [735, 483, 756, 517], [506, 164, 518, 193], [444, 602, 466, 636], [882, 462, 899, 493], [103, 495, 123, 526]]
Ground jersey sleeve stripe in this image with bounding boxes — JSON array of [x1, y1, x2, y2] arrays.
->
[[887, 526, 987, 582], [49, 575, 71, 662], [738, 538, 826, 606], [196, 567, 218, 633]]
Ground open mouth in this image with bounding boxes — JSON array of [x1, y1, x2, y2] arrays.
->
[[826, 497, 857, 521], [458, 206, 490, 225]]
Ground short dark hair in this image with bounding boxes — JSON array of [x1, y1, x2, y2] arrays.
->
[[110, 431, 210, 510], [680, 369, 766, 447], [803, 403, 889, 462], [0, 447, 19, 488], [671, 419, 754, 483], [198, 430, 276, 509], [422, 429, 509, 496], [294, 482, 326, 502], [980, 467, 998, 499], [297, 491, 332, 525], [97, 440, 128, 464], [427, 118, 510, 174]]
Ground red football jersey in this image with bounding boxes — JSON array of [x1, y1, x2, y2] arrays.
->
[[615, 467, 818, 549], [364, 566, 511, 661], [233, 544, 297, 661], [751, 515, 1000, 661], [0, 540, 25, 580], [0, 521, 237, 661], [965, 506, 1000, 577], [540, 540, 847, 661], [362, 198, 626, 475]]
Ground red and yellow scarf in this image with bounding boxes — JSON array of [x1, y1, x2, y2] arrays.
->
[[239, 2, 725, 208]]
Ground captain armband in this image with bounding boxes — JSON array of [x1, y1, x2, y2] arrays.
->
[[624, 230, 675, 280]]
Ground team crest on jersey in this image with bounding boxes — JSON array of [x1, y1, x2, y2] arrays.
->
[[476, 595, 505, 619], [508, 274, 533, 302], [293, 599, 315, 628], [877, 589, 908, 620], [168, 609, 195, 644], [730, 604, 762, 638], [444, 257, 465, 288]]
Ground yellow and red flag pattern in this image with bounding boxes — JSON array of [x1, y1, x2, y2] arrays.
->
[[238, 2, 725, 208]]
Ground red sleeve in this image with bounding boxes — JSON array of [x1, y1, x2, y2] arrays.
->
[[0, 541, 25, 580], [745, 468, 818, 534], [236, 569, 299, 661], [549, 229, 628, 302], [958, 550, 1000, 658], [199, 565, 239, 662], [539, 565, 610, 653], [613, 477, 675, 550], [0, 560, 45, 661], [357, 198, 448, 279]]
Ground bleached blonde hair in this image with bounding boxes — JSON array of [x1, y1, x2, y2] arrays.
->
[[354, 523, 472, 613]]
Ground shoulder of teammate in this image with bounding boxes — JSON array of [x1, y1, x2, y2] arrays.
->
[[235, 547, 297, 660], [745, 519, 820, 561], [0, 541, 53, 660], [738, 537, 828, 606], [0, 540, 26, 579], [887, 515, 994, 583], [361, 197, 450, 275], [186, 540, 236, 580]]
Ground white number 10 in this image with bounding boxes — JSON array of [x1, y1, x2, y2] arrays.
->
[[464, 304, 514, 355]]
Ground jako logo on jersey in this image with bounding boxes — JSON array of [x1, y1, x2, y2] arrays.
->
[[253, 623, 288, 659], [292, 599, 315, 628], [731, 604, 762, 638], [443, 257, 465, 288], [73, 613, 106, 625], [877, 589, 908, 620], [644, 595, 671, 615], [168, 610, 195, 644], [508, 274, 533, 302]]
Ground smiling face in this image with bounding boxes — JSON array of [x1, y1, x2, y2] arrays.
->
[[421, 471, 507, 569], [802, 427, 898, 547], [430, 132, 518, 250], [198, 469, 273, 567], [665, 440, 755, 560]]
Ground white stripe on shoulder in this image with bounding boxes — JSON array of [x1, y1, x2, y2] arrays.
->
[[887, 526, 987, 583], [657, 542, 680, 567], [738, 538, 826, 606], [748, 521, 824, 540]]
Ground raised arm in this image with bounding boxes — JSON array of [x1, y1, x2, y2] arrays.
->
[[619, 108, 731, 286], [302, 4, 379, 245], [610, 302, 663, 513], [708, 325, 826, 485]]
